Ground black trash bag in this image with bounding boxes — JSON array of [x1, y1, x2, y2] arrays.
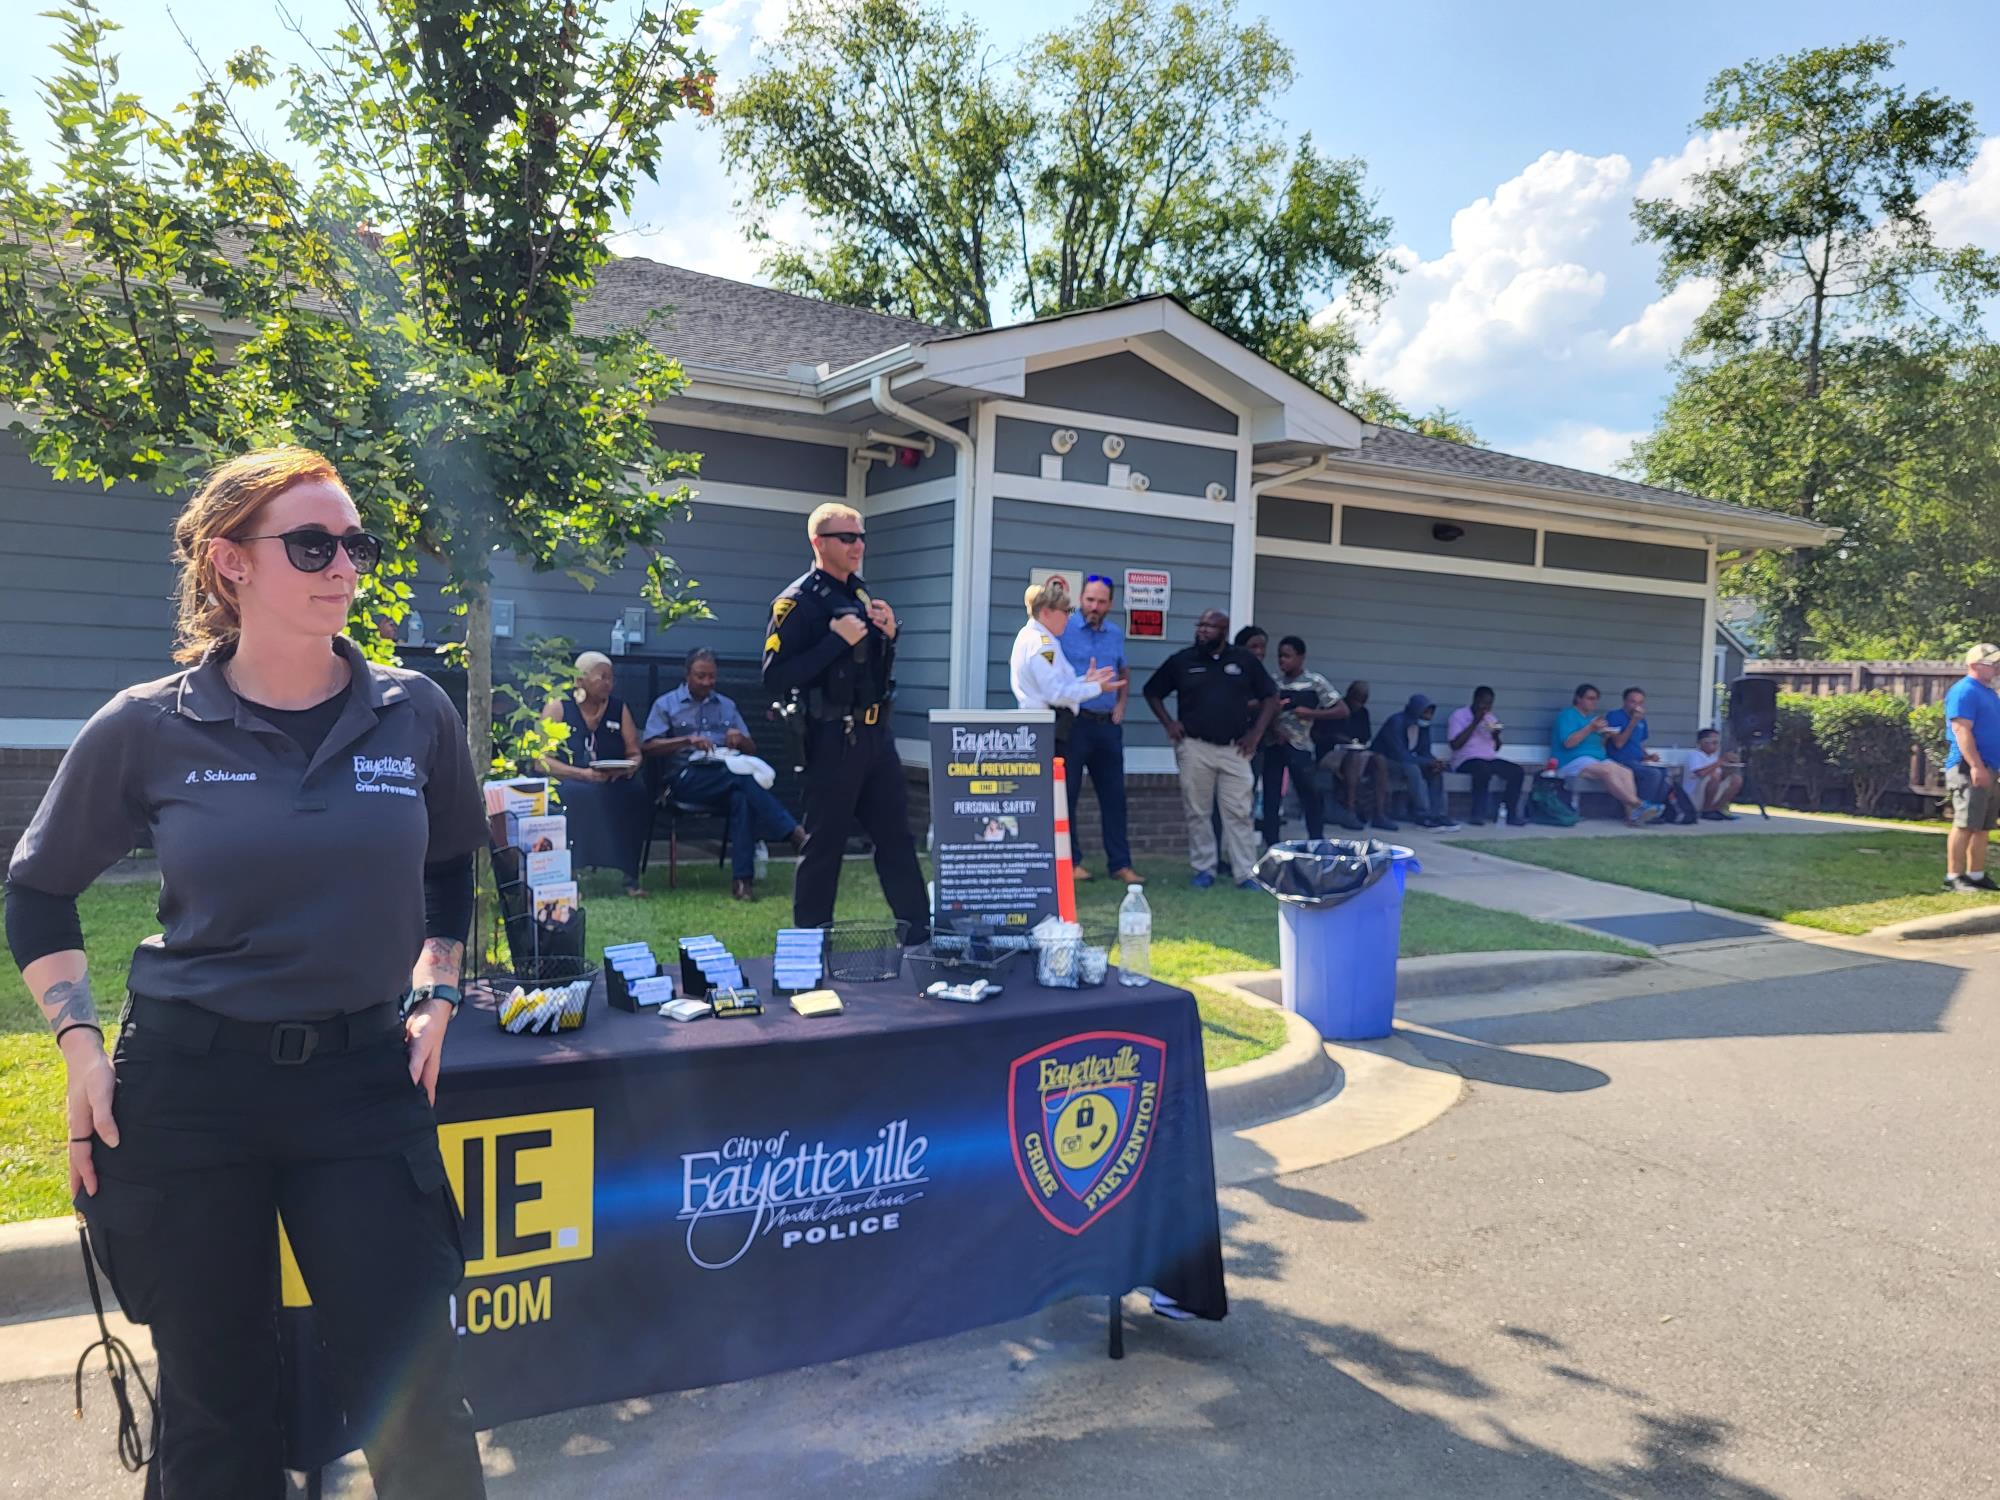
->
[[1252, 839, 1398, 907]]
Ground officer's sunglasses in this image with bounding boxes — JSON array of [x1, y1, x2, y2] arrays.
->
[[816, 529, 866, 544], [232, 527, 384, 574]]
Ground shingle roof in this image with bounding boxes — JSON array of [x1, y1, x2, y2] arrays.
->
[[575, 256, 946, 376], [1334, 425, 1807, 530]]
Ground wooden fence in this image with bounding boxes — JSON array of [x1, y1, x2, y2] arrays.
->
[[1742, 659, 1959, 796]]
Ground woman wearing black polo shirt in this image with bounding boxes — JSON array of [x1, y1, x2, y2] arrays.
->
[[4, 449, 488, 1497]]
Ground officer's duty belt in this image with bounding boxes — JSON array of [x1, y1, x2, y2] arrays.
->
[[124, 995, 403, 1065]]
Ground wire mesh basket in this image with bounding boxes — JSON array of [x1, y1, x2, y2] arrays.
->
[[1031, 924, 1117, 989], [903, 941, 1023, 990], [470, 954, 599, 1034], [822, 920, 911, 983]]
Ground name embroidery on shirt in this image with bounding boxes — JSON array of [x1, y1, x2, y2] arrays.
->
[[186, 769, 257, 783]]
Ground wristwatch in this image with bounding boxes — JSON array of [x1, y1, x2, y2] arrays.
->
[[405, 983, 464, 1018]]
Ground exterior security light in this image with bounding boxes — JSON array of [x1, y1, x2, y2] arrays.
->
[[1205, 482, 1228, 502], [1051, 428, 1078, 454], [1128, 472, 1150, 493], [1101, 434, 1126, 459], [1432, 522, 1465, 542]]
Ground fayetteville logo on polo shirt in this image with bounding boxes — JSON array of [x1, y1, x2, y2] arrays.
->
[[1008, 1032, 1165, 1235], [354, 753, 419, 797]]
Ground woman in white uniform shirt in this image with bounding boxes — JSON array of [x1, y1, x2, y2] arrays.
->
[[1009, 580, 1124, 738]]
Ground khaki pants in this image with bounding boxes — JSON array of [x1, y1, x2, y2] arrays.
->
[[1177, 737, 1257, 878]]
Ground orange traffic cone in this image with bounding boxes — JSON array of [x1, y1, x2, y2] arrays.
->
[[1053, 758, 1078, 922]]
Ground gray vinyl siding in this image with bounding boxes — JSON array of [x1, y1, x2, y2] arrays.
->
[[406, 502, 806, 668], [1022, 352, 1238, 435], [986, 497, 1234, 752], [0, 434, 181, 720], [865, 420, 961, 493], [1254, 555, 1707, 745], [1342, 505, 1537, 566], [993, 416, 1235, 501], [861, 502, 955, 740], [655, 421, 847, 495], [1545, 530, 1708, 583]]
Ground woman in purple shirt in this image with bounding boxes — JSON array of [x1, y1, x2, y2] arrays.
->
[[1445, 685, 1526, 825]]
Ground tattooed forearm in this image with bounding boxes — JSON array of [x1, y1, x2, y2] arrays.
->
[[414, 938, 463, 989], [42, 974, 98, 1033]]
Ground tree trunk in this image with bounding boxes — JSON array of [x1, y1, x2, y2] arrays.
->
[[465, 579, 493, 777]]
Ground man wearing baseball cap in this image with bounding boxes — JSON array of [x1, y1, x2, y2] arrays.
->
[[1941, 643, 2000, 892]]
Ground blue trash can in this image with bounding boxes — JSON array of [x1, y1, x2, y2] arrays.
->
[[1260, 841, 1421, 1041]]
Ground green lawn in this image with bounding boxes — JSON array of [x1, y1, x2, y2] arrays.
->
[[1452, 829, 1994, 935], [0, 856, 1625, 1225]]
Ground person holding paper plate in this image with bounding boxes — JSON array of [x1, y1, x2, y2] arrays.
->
[[540, 650, 649, 897]]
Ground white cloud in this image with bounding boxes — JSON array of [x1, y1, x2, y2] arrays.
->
[[1333, 132, 1748, 421], [1608, 277, 1716, 360], [1511, 421, 1649, 477], [1919, 135, 2000, 253], [1633, 128, 1748, 208], [698, 0, 794, 54]]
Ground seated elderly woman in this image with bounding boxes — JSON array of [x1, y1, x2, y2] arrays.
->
[[540, 650, 652, 895]]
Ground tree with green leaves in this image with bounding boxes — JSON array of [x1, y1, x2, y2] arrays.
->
[[0, 0, 718, 763], [720, 0, 1393, 394], [1630, 37, 2000, 656]]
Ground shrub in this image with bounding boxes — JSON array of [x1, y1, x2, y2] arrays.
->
[[1765, 693, 1834, 808], [1809, 692, 1915, 815], [1910, 700, 1948, 764]]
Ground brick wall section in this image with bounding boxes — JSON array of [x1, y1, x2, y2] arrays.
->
[[0, 749, 62, 858]]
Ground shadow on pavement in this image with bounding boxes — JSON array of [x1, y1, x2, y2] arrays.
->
[[1398, 1030, 1610, 1093], [1443, 956, 1964, 1047]]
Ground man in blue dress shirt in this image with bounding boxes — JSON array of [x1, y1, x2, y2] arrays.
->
[[1059, 574, 1140, 884], [642, 647, 803, 901]]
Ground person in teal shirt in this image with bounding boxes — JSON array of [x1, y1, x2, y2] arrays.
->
[[1552, 683, 1661, 826]]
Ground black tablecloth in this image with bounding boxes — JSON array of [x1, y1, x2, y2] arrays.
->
[[281, 962, 1227, 1466]]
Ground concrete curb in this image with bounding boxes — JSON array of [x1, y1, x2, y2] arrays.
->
[[1217, 949, 1650, 1013], [1201, 983, 1337, 1132], [0, 1215, 85, 1324], [1879, 905, 2000, 941]]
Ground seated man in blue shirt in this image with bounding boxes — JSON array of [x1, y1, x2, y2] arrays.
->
[[642, 647, 803, 902], [1604, 686, 1690, 823], [1370, 693, 1459, 830]]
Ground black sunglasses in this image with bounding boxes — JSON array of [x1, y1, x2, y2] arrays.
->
[[816, 529, 867, 544], [233, 527, 383, 574]]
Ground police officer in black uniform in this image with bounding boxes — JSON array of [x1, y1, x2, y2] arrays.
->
[[4, 449, 487, 1498], [764, 503, 929, 936]]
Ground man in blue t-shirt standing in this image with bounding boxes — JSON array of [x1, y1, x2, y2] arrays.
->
[[1059, 574, 1140, 884], [1941, 643, 2000, 892]]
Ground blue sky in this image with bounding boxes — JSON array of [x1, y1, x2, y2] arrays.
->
[[3, 1, 1996, 472]]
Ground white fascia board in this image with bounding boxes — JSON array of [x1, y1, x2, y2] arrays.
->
[[1304, 461, 1836, 551]]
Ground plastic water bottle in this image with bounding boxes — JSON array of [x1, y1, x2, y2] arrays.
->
[[610, 616, 628, 655], [1496, 802, 1509, 826], [754, 840, 770, 880], [405, 608, 424, 646], [1118, 885, 1152, 987]]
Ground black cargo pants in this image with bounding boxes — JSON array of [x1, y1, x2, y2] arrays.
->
[[792, 709, 929, 933], [77, 998, 484, 1500]]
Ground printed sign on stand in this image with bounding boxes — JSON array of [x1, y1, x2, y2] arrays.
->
[[928, 708, 1059, 931]]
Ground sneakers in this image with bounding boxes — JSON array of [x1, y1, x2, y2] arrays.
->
[[1946, 872, 2000, 893], [1699, 809, 1728, 822], [1628, 802, 1665, 826], [1420, 816, 1462, 831], [1370, 816, 1400, 832], [1329, 808, 1367, 832], [1190, 870, 1216, 889], [1236, 878, 1259, 891]]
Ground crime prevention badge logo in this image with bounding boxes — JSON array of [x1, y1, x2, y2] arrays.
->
[[1008, 1031, 1166, 1235]]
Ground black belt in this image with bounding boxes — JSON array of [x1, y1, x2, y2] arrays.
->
[[1079, 708, 1118, 719], [1190, 734, 1238, 747], [124, 995, 403, 1065]]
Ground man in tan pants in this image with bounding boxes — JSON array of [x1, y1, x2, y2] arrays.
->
[[1143, 608, 1281, 889]]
